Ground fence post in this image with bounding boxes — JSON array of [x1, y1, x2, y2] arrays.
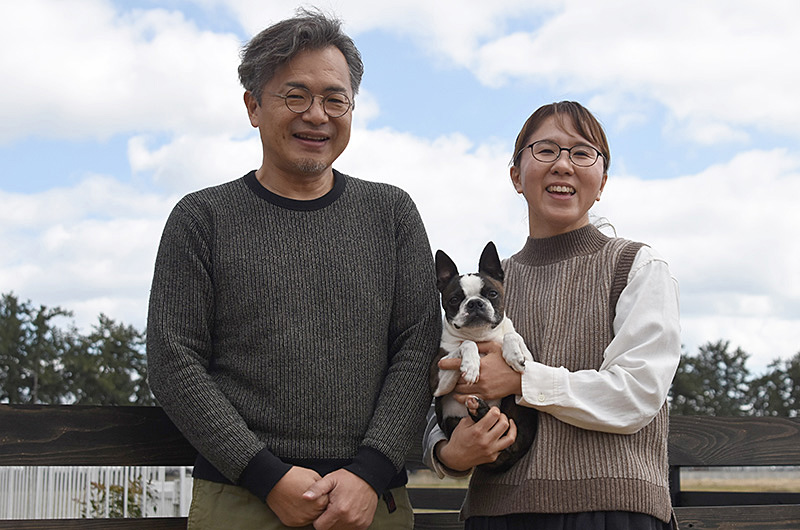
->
[[180, 466, 192, 517]]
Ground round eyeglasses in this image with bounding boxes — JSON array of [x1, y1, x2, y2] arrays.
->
[[271, 87, 353, 118], [516, 140, 604, 168]]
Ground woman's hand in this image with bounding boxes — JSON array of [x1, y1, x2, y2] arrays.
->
[[438, 341, 523, 402], [435, 407, 517, 471]]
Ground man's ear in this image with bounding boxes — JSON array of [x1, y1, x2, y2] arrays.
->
[[244, 91, 259, 128], [510, 165, 523, 194]]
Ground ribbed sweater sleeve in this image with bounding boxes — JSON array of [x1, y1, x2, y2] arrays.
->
[[146, 170, 441, 500]]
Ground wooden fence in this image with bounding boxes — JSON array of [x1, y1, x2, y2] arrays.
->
[[1, 405, 799, 529], [0, 465, 191, 519]]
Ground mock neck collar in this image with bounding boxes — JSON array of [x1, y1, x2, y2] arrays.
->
[[512, 224, 611, 266]]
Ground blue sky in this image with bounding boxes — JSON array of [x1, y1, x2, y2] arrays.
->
[[1, 0, 799, 373]]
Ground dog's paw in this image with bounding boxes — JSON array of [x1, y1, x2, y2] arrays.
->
[[502, 343, 526, 373], [460, 341, 481, 383], [502, 333, 531, 373], [466, 395, 490, 423], [461, 356, 480, 384]]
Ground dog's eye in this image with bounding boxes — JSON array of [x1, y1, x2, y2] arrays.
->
[[487, 290, 498, 299], [448, 296, 460, 307]]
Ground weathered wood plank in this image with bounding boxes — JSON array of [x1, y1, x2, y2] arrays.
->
[[408, 487, 465, 510], [414, 512, 462, 530], [0, 518, 187, 529], [4, 508, 800, 530], [674, 505, 800, 529], [3, 406, 800, 529], [416, 507, 800, 530], [668, 416, 800, 467], [0, 404, 196, 466], [6, 407, 797, 469], [678, 490, 800, 507]]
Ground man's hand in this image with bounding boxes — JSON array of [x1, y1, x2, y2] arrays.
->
[[303, 469, 378, 530], [266, 466, 327, 527], [436, 406, 517, 471]]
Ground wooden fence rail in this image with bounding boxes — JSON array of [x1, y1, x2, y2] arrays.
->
[[1, 405, 800, 529]]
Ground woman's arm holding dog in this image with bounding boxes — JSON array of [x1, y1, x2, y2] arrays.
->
[[428, 342, 522, 473]]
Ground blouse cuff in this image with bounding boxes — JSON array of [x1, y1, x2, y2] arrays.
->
[[519, 361, 562, 408]]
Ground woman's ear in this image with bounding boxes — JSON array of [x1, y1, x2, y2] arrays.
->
[[510, 165, 523, 194], [596, 173, 608, 201]]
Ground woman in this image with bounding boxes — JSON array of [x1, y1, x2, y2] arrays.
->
[[423, 101, 681, 529]]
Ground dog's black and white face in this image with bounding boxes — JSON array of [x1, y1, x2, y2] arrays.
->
[[435, 242, 506, 333]]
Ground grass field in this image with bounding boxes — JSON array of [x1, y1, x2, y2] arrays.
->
[[681, 467, 800, 492]]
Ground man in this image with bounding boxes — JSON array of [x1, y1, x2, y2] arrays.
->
[[147, 9, 441, 529]]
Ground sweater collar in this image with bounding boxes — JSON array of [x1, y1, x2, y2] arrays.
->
[[512, 224, 611, 266], [243, 169, 346, 211]]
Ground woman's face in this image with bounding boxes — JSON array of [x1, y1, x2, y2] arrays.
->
[[510, 114, 607, 238]]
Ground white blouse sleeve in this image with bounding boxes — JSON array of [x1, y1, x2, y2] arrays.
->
[[422, 407, 472, 478], [517, 246, 681, 434]]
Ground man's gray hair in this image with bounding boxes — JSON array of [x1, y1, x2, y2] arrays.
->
[[238, 8, 364, 104]]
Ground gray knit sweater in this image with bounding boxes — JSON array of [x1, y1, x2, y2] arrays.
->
[[146, 170, 441, 501], [462, 226, 673, 522]]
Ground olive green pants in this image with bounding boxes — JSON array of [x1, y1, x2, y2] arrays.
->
[[188, 478, 414, 529]]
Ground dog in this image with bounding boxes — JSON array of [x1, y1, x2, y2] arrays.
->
[[429, 241, 538, 473]]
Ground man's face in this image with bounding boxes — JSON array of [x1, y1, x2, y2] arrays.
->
[[246, 46, 353, 182]]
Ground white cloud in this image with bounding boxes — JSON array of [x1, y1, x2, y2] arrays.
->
[[468, 0, 800, 142], [1, 124, 523, 334], [2, 127, 798, 373], [593, 148, 800, 371], [342, 132, 800, 372], [338, 125, 529, 263], [0, 176, 175, 330], [5, 0, 800, 146], [128, 132, 261, 193], [2, 0, 799, 376], [0, 0, 244, 142], [220, 0, 800, 144], [223, 0, 551, 66]]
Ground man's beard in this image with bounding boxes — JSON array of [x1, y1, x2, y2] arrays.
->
[[293, 158, 329, 176]]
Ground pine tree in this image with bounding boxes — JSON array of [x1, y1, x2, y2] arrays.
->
[[670, 340, 751, 416]]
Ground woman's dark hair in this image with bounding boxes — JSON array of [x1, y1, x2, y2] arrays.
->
[[512, 101, 610, 174]]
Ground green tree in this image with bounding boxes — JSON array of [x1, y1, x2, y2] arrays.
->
[[1, 292, 154, 405], [749, 352, 800, 417], [670, 340, 752, 416], [62, 314, 154, 405], [0, 293, 73, 403]]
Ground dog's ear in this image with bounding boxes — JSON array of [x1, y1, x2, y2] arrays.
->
[[435, 250, 459, 293], [478, 242, 504, 282]]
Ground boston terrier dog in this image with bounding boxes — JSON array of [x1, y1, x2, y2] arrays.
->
[[430, 241, 539, 473]]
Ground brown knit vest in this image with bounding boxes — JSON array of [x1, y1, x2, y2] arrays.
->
[[462, 226, 671, 522]]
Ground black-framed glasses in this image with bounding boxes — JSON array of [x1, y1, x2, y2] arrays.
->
[[271, 87, 353, 118], [516, 140, 604, 167]]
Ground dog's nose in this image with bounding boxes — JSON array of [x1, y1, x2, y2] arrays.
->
[[466, 299, 484, 311]]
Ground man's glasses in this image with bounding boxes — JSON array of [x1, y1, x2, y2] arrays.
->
[[516, 140, 604, 168], [271, 87, 352, 118]]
